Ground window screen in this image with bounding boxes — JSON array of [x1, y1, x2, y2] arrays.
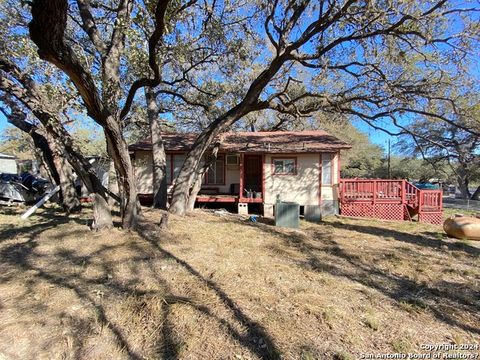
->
[[273, 158, 296, 174], [172, 154, 186, 182], [206, 156, 224, 184], [322, 153, 333, 184]]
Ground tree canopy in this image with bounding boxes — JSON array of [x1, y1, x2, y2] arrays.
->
[[0, 0, 479, 223]]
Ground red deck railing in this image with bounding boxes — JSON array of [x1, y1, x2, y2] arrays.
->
[[339, 179, 443, 224]]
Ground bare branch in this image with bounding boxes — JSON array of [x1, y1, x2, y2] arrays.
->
[[120, 0, 172, 120], [76, 0, 107, 54]]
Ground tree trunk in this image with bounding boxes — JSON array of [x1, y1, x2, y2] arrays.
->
[[107, 160, 119, 207], [470, 185, 480, 201], [187, 170, 204, 212], [187, 147, 220, 212], [145, 88, 168, 209], [169, 110, 241, 215], [39, 118, 113, 227], [457, 170, 471, 199], [104, 116, 139, 229], [45, 132, 81, 213], [51, 146, 81, 213], [91, 193, 113, 230]]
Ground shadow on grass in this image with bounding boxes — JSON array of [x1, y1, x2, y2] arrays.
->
[[327, 220, 480, 256], [0, 207, 87, 242], [0, 209, 281, 359], [136, 221, 282, 359], [236, 217, 480, 336]]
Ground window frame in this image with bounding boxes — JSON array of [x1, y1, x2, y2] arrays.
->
[[321, 153, 334, 185], [271, 157, 297, 175], [204, 155, 226, 185]]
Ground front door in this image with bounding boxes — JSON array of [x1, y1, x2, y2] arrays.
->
[[243, 155, 262, 193]]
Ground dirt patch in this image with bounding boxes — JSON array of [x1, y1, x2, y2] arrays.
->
[[0, 206, 478, 359]]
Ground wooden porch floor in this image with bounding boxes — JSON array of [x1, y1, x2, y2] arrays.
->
[[196, 194, 263, 203]]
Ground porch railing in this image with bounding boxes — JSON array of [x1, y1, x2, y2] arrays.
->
[[339, 178, 442, 212]]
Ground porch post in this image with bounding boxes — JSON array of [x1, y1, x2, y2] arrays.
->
[[239, 153, 244, 201], [262, 154, 265, 200]]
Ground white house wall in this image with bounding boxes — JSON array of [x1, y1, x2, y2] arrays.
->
[[264, 152, 340, 217], [134, 150, 154, 194], [133, 150, 240, 195], [133, 150, 340, 216], [320, 152, 340, 215], [264, 153, 320, 206]]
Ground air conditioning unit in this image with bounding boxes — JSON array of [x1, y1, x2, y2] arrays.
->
[[226, 154, 239, 166]]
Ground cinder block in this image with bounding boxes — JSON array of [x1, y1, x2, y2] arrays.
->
[[263, 204, 274, 218], [321, 200, 339, 215], [238, 203, 248, 215]]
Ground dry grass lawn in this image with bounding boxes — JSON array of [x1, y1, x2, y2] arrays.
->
[[0, 206, 478, 359]]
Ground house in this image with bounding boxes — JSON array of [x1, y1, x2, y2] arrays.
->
[[129, 131, 351, 217], [0, 153, 17, 174]]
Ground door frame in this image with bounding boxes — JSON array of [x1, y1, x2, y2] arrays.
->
[[239, 153, 265, 203]]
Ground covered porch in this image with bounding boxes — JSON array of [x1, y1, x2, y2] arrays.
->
[[196, 153, 265, 204]]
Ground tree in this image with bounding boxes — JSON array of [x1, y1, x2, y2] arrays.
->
[[168, 0, 480, 215], [25, 0, 176, 228], [0, 59, 116, 224], [0, 93, 81, 212], [0, 126, 33, 160], [10, 0, 479, 219], [145, 87, 168, 209], [313, 116, 384, 178], [399, 110, 480, 199]]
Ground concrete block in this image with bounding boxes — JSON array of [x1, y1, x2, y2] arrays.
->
[[238, 202, 248, 215], [321, 200, 339, 216], [263, 204, 274, 218]]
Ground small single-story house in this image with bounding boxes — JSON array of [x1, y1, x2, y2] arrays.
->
[[0, 153, 17, 174], [129, 131, 351, 217]]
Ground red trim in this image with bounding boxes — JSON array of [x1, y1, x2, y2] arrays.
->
[[318, 153, 322, 207], [196, 195, 237, 203], [239, 153, 244, 199], [262, 154, 266, 200], [271, 156, 298, 175], [336, 152, 341, 184], [239, 154, 264, 202], [239, 198, 263, 203]]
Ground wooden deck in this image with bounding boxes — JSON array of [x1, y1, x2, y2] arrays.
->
[[339, 179, 443, 225]]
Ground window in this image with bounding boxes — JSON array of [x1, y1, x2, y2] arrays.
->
[[205, 156, 225, 185], [165, 154, 185, 184], [273, 158, 296, 175], [172, 154, 186, 182], [322, 153, 333, 185], [165, 153, 224, 185], [166, 155, 172, 183]]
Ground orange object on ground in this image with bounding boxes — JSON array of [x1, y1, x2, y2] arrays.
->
[[443, 215, 480, 240]]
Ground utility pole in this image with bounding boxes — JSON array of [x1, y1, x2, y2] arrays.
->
[[387, 139, 391, 178]]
